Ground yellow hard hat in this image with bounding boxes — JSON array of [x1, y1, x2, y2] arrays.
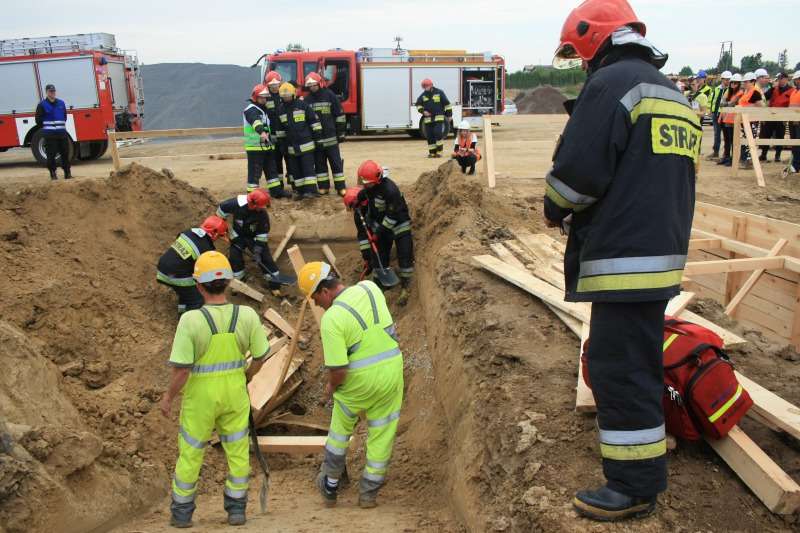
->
[[193, 251, 233, 283], [279, 82, 296, 97], [298, 261, 332, 297]]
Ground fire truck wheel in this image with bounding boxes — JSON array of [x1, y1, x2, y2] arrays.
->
[[31, 130, 75, 166], [78, 140, 109, 161]]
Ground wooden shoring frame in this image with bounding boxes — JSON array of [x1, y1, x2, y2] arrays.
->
[[729, 107, 800, 187]]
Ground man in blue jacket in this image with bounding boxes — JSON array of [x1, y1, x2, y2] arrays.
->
[[35, 84, 71, 180]]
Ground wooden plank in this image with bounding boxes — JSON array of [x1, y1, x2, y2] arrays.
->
[[229, 279, 264, 303], [732, 113, 742, 178], [264, 299, 307, 413], [726, 239, 789, 316], [689, 238, 723, 251], [263, 308, 296, 338], [684, 256, 786, 276], [286, 245, 325, 325], [273, 225, 296, 261], [728, 107, 800, 120], [472, 255, 591, 323], [482, 116, 496, 188], [754, 139, 800, 147], [108, 131, 121, 171], [111, 126, 241, 140], [504, 241, 539, 266], [741, 114, 766, 187], [256, 373, 303, 425], [736, 372, 800, 442], [678, 310, 747, 348], [490, 242, 526, 270], [514, 231, 564, 265], [576, 323, 596, 413], [793, 282, 800, 350], [247, 346, 299, 409], [321, 244, 342, 278], [725, 216, 749, 306], [706, 426, 800, 514], [257, 436, 327, 454], [267, 335, 288, 354], [666, 291, 694, 316]]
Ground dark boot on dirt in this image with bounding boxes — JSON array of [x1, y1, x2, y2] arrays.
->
[[49, 169, 57, 180], [573, 486, 656, 522], [468, 165, 475, 175], [64, 170, 72, 180], [169, 499, 195, 529], [227, 513, 246, 526], [316, 472, 338, 507], [169, 517, 193, 529], [358, 494, 378, 509], [223, 494, 247, 526]]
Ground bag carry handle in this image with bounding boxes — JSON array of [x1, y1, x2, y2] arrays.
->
[[664, 342, 729, 371]]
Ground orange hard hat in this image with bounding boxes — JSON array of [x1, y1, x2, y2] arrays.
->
[[553, 0, 645, 68], [265, 71, 282, 86], [342, 186, 365, 209], [304, 72, 322, 87], [357, 160, 383, 185], [246, 189, 270, 209], [251, 83, 269, 101], [421, 78, 433, 89], [200, 215, 228, 241]]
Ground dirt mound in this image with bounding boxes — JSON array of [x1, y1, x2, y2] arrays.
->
[[514, 86, 567, 114], [406, 161, 799, 531], [0, 163, 218, 532]]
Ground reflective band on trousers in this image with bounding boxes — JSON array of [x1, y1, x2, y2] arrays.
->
[[362, 471, 385, 482], [172, 491, 196, 503], [348, 347, 401, 370], [708, 384, 743, 423], [336, 399, 357, 419], [600, 424, 665, 445], [367, 459, 388, 469], [180, 426, 206, 449], [599, 424, 666, 461], [173, 475, 197, 491], [227, 474, 249, 485], [580, 255, 687, 277], [192, 359, 246, 374], [367, 410, 400, 428], [224, 487, 247, 499], [325, 442, 348, 455], [328, 430, 350, 442], [219, 427, 249, 443]]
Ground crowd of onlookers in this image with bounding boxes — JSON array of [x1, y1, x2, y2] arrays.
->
[[670, 69, 800, 176]]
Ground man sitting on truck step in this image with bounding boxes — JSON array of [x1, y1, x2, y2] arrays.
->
[[415, 78, 452, 158]]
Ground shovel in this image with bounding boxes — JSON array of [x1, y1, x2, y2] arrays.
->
[[231, 242, 297, 286], [355, 210, 400, 288], [248, 411, 270, 513]]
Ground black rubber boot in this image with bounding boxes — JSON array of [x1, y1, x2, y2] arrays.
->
[[64, 170, 72, 180], [169, 499, 195, 528], [573, 486, 656, 522], [49, 169, 57, 180], [223, 493, 247, 526], [316, 471, 338, 507]]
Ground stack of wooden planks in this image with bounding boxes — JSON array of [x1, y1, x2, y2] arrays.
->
[[473, 229, 800, 515]]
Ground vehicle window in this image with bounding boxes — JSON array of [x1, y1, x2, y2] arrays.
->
[[303, 62, 318, 80], [268, 60, 297, 85], [323, 60, 349, 101]]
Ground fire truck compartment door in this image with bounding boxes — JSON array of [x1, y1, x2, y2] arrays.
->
[[361, 68, 411, 129], [0, 61, 41, 114], [37, 57, 99, 109], [107, 62, 129, 108]]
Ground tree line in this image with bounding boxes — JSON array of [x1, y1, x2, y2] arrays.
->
[[506, 68, 586, 89], [677, 49, 797, 77]]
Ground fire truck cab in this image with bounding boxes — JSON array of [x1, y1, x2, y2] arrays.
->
[[0, 33, 143, 164], [264, 47, 505, 137]]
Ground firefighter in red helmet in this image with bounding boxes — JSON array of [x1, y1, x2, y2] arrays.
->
[[304, 72, 348, 195], [353, 160, 414, 305], [264, 71, 292, 197], [415, 79, 452, 157], [546, 0, 697, 521]]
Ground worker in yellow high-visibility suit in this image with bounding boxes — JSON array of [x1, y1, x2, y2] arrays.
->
[[160, 251, 270, 528], [298, 261, 404, 509]]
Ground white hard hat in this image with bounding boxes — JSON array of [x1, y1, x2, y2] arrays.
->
[[458, 120, 471, 130], [720, 71, 732, 80], [730, 73, 743, 82], [792, 71, 800, 81], [755, 68, 769, 78], [743, 72, 756, 82]]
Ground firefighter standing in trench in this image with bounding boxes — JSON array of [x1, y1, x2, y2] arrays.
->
[[415, 79, 452, 157], [545, 0, 697, 521], [297, 261, 404, 509], [160, 251, 270, 528], [304, 72, 348, 195]]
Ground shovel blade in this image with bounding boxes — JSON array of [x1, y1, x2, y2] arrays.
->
[[375, 267, 400, 288], [264, 272, 297, 286]]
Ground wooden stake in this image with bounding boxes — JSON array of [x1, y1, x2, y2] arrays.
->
[[741, 114, 766, 187], [482, 116, 496, 188], [736, 371, 800, 442], [684, 256, 786, 276], [272, 225, 296, 261], [792, 282, 800, 350], [725, 238, 789, 316], [229, 279, 264, 303], [732, 113, 742, 178], [321, 244, 342, 278], [264, 299, 307, 413], [108, 131, 121, 171], [724, 216, 748, 306], [665, 292, 694, 316], [263, 308, 296, 338]]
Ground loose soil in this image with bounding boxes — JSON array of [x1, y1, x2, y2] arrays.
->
[[514, 87, 568, 114], [1, 115, 799, 532]]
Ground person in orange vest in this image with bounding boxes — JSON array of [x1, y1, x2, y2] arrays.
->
[[760, 72, 795, 162], [783, 71, 800, 177], [717, 74, 743, 167], [737, 72, 764, 166], [451, 120, 481, 174]]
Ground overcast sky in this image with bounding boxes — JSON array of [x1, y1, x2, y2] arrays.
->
[[2, 0, 796, 75]]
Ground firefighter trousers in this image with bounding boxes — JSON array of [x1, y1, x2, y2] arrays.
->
[[790, 123, 800, 172], [322, 380, 404, 499], [246, 150, 280, 193], [229, 237, 280, 289], [171, 374, 250, 522], [424, 120, 445, 155], [586, 300, 668, 499], [314, 143, 345, 191], [377, 231, 414, 284], [287, 152, 318, 195], [160, 281, 203, 314], [272, 138, 292, 187]]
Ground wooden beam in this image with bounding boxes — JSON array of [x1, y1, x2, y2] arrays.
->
[[108, 131, 121, 171], [706, 426, 800, 514], [267, 335, 288, 354], [665, 291, 694, 316], [792, 282, 800, 350], [490, 242, 526, 270], [754, 139, 800, 147], [724, 217, 749, 307], [321, 244, 342, 278], [736, 371, 800, 442], [257, 436, 327, 454], [689, 238, 723, 251], [741, 114, 766, 187], [247, 345, 300, 410], [264, 299, 307, 413], [728, 107, 800, 121], [732, 113, 742, 178], [229, 279, 264, 303], [273, 225, 296, 261], [472, 255, 591, 323], [726, 239, 789, 316], [684, 256, 786, 276], [111, 126, 241, 140], [678, 310, 747, 348], [482, 116, 496, 188], [263, 308, 296, 338], [286, 245, 325, 325], [576, 323, 596, 413]]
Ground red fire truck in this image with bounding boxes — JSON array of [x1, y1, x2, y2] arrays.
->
[[259, 46, 505, 137], [0, 33, 143, 164]]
